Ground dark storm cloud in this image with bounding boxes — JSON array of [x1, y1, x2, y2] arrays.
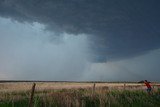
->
[[0, 0, 160, 62]]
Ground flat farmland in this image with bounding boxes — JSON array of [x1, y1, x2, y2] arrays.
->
[[1, 82, 159, 92], [0, 82, 160, 107]]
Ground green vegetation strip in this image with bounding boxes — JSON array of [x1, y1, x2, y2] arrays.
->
[[0, 89, 160, 107]]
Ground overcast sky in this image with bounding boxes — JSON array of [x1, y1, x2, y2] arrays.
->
[[0, 0, 160, 82]]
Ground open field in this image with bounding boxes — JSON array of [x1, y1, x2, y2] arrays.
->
[[0, 82, 160, 107]]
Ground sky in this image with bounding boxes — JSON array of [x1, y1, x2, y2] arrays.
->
[[0, 0, 160, 81]]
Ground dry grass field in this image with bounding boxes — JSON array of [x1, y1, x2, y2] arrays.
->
[[0, 82, 160, 107], [1, 82, 159, 92]]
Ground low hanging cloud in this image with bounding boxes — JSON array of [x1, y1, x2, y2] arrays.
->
[[83, 48, 160, 82], [0, 0, 160, 62], [0, 18, 90, 80]]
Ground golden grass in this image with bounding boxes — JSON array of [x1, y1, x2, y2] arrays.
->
[[0, 82, 160, 107], [0, 82, 159, 93]]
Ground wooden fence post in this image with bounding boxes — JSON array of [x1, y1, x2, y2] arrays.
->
[[92, 83, 96, 96], [124, 83, 126, 90], [28, 83, 36, 107]]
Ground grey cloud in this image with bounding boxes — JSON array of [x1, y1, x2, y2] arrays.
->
[[0, 18, 90, 80], [84, 48, 160, 82], [0, 0, 160, 62]]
